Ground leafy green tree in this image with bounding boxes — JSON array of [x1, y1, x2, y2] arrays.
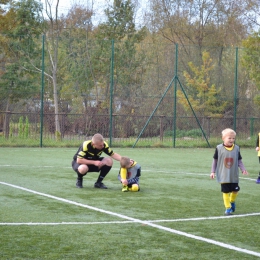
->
[[177, 51, 227, 119], [0, 63, 37, 110], [0, 0, 44, 111], [242, 32, 260, 106], [95, 0, 147, 112], [0, 0, 44, 140], [98, 0, 145, 41], [58, 5, 98, 112]]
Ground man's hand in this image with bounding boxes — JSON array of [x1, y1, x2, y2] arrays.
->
[[94, 160, 105, 168]]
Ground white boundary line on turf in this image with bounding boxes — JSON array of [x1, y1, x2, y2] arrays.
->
[[2, 213, 260, 226], [148, 213, 260, 222], [1, 181, 260, 257], [0, 221, 134, 226], [0, 164, 257, 182], [2, 212, 260, 227], [0, 164, 256, 176], [2, 211, 260, 226]]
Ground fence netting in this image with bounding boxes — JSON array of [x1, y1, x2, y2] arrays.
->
[[0, 34, 259, 147]]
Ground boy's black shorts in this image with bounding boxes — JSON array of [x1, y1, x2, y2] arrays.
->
[[72, 157, 104, 173], [221, 183, 240, 193]]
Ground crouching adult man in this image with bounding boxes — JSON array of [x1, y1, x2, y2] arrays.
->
[[72, 133, 122, 189]]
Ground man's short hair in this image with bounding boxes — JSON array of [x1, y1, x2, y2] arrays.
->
[[92, 133, 104, 143]]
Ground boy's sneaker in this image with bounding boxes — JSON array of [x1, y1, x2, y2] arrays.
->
[[76, 179, 83, 188], [231, 202, 236, 212], [94, 182, 107, 189], [256, 177, 260, 184], [122, 185, 129, 192], [224, 208, 233, 216]]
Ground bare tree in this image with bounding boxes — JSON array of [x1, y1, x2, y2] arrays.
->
[[41, 0, 93, 138], [42, 0, 63, 138], [146, 0, 260, 47]]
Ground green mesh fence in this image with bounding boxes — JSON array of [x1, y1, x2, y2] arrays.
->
[[0, 34, 259, 147]]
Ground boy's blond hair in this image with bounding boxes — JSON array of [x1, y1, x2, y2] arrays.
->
[[221, 128, 236, 138], [120, 156, 131, 168]]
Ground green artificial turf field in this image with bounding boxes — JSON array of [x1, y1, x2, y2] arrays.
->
[[0, 147, 260, 259]]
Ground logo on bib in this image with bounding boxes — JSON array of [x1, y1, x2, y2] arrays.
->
[[224, 158, 233, 169]]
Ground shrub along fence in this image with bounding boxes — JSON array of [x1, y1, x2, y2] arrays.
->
[[0, 110, 259, 148]]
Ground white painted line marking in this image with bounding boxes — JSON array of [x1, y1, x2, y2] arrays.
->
[[1, 181, 260, 257], [1, 212, 260, 226], [148, 213, 260, 222], [0, 221, 134, 225], [0, 164, 256, 180]]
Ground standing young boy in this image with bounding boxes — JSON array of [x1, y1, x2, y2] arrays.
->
[[255, 132, 260, 183], [118, 156, 141, 192], [210, 128, 248, 215]]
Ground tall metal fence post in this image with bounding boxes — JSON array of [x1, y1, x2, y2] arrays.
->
[[173, 43, 178, 148], [233, 47, 238, 131], [109, 39, 115, 146], [40, 34, 45, 147]]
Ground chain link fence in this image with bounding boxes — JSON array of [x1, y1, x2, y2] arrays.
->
[[0, 34, 259, 147]]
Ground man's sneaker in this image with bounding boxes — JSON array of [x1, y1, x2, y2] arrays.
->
[[76, 179, 83, 188], [224, 208, 233, 216], [256, 177, 260, 184], [231, 202, 236, 212], [94, 182, 107, 189], [122, 185, 129, 192]]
